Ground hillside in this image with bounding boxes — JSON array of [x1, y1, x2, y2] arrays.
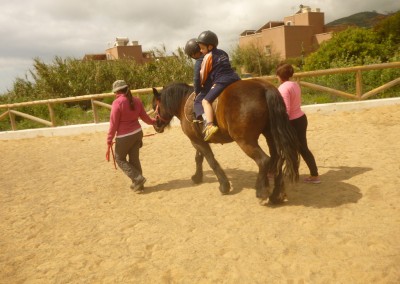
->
[[326, 11, 390, 28]]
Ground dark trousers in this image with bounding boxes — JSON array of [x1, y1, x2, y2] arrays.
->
[[204, 83, 229, 103], [115, 131, 143, 182], [194, 91, 206, 118], [290, 114, 319, 176]]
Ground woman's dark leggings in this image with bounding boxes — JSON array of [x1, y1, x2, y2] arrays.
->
[[115, 131, 144, 182], [290, 114, 319, 177]]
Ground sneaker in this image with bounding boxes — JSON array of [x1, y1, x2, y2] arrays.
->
[[130, 176, 146, 192], [303, 176, 321, 184], [203, 124, 218, 141]]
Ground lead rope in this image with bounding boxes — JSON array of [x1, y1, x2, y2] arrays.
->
[[106, 131, 157, 170], [106, 141, 117, 170]]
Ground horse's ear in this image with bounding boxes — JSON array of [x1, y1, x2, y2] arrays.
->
[[152, 87, 160, 99]]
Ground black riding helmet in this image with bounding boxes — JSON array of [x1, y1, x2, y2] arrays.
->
[[196, 30, 218, 47], [184, 38, 200, 57]]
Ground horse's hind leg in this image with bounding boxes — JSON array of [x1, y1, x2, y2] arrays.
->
[[270, 162, 288, 204], [235, 140, 270, 200], [191, 150, 204, 184], [263, 130, 279, 175], [192, 141, 230, 194], [263, 132, 288, 204]]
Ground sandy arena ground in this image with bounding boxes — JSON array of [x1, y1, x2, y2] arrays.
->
[[1, 104, 399, 283]]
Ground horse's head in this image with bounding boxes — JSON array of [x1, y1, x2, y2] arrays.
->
[[152, 87, 173, 133], [152, 83, 193, 133]]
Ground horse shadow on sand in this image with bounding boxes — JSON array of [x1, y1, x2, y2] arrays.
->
[[285, 166, 371, 208], [144, 166, 371, 208]]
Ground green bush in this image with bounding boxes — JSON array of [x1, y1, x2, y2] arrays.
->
[[0, 46, 194, 130], [303, 27, 395, 71]]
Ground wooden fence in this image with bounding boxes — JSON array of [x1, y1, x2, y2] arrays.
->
[[0, 87, 161, 131], [288, 62, 400, 100], [1, 62, 399, 131]]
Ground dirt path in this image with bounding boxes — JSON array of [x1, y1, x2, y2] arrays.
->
[[1, 104, 399, 283]]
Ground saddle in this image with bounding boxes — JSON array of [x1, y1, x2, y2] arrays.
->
[[184, 92, 218, 124]]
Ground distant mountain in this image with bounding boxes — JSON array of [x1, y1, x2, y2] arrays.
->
[[326, 11, 390, 28]]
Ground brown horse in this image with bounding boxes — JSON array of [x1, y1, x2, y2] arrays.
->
[[152, 79, 299, 204]]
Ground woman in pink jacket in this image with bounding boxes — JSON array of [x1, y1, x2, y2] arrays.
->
[[107, 80, 156, 192], [276, 64, 320, 184]]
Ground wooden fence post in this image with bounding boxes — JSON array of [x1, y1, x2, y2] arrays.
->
[[48, 103, 56, 126], [8, 109, 16, 130], [356, 70, 362, 99], [91, 99, 99, 123]]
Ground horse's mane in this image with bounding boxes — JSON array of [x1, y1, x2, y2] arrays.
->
[[161, 82, 194, 116]]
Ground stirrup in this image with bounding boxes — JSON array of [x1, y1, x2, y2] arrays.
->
[[193, 114, 204, 124]]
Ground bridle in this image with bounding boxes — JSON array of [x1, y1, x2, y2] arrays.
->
[[154, 103, 172, 124]]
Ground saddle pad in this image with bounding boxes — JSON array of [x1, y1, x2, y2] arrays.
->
[[184, 92, 218, 123]]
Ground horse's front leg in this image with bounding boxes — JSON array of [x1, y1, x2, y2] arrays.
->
[[192, 141, 230, 194], [191, 150, 203, 184]]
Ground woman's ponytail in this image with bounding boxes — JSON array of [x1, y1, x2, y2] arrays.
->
[[124, 88, 135, 110]]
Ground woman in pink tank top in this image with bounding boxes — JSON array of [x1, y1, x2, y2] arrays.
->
[[277, 64, 320, 184]]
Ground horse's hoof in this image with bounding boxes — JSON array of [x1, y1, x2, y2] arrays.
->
[[268, 194, 288, 205], [256, 189, 269, 200], [219, 183, 230, 195], [256, 192, 269, 199], [191, 174, 203, 184]]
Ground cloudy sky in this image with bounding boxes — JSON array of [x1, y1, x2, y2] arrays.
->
[[1, 0, 398, 93]]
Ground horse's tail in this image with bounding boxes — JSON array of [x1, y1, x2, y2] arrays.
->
[[265, 87, 300, 182]]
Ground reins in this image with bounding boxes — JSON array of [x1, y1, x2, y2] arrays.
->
[[143, 133, 157, 137]]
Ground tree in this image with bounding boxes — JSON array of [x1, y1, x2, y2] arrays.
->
[[303, 27, 394, 70], [374, 10, 400, 45], [0, 49, 194, 103], [230, 44, 279, 76]]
